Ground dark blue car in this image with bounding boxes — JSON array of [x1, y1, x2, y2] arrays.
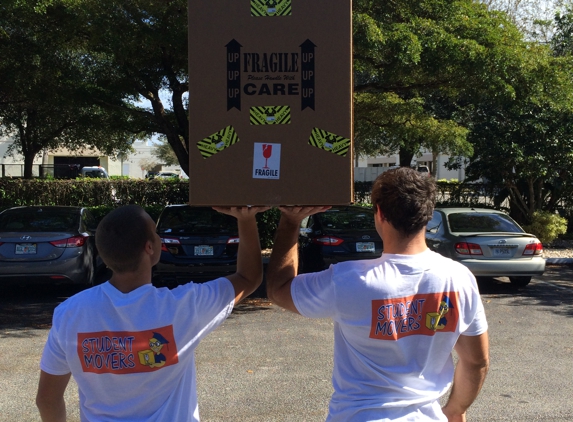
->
[[153, 205, 239, 285], [298, 205, 383, 273]]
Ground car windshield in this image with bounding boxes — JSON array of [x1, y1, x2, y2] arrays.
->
[[318, 208, 375, 230], [0, 210, 79, 232], [447, 212, 523, 233], [158, 207, 237, 234]]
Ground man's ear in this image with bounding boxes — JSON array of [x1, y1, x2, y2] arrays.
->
[[144, 239, 155, 256], [374, 205, 384, 221]]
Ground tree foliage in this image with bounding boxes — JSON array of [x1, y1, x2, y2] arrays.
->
[[0, 0, 139, 178], [464, 42, 573, 223], [63, 0, 191, 175], [152, 137, 179, 166], [352, 0, 524, 166]]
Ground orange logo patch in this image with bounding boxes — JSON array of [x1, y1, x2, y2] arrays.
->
[[77, 325, 179, 374], [369, 292, 459, 341]]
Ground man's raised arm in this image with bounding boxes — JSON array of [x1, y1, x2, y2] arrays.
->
[[266, 206, 330, 313], [214, 206, 269, 304]]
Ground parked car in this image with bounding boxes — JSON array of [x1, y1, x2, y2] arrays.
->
[[0, 206, 99, 285], [384, 165, 431, 177], [416, 165, 431, 177], [80, 166, 109, 178], [298, 205, 383, 273], [425, 207, 545, 287], [153, 205, 239, 285], [155, 171, 180, 179]]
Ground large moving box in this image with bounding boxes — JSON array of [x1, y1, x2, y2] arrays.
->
[[188, 1, 353, 205]]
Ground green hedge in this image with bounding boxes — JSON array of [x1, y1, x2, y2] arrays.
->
[[0, 178, 542, 247], [0, 178, 188, 208], [0, 178, 498, 209], [0, 179, 282, 247]]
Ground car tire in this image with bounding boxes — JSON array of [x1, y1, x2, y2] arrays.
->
[[476, 276, 495, 285], [509, 276, 532, 288]]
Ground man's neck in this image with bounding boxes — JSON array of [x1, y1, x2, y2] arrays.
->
[[381, 231, 428, 255], [109, 268, 153, 293]]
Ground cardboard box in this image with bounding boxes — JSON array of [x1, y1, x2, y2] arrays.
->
[[188, 0, 353, 205]]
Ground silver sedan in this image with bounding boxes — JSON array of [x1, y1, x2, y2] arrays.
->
[[425, 207, 545, 287], [0, 206, 98, 286]]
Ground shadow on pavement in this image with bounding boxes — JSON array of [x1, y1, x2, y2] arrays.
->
[[0, 269, 271, 333], [3, 265, 570, 334], [232, 298, 273, 315], [0, 284, 84, 333], [478, 264, 573, 318]]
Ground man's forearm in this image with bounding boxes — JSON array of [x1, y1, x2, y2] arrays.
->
[[235, 216, 263, 288], [442, 356, 489, 419], [37, 399, 67, 422], [266, 206, 331, 311], [37, 371, 70, 422], [266, 216, 301, 308]]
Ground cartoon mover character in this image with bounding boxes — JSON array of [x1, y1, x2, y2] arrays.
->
[[138, 332, 170, 368], [425, 296, 454, 331]]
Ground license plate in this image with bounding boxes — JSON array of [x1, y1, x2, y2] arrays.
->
[[194, 245, 213, 256], [492, 247, 512, 257], [356, 242, 375, 253], [15, 243, 37, 255]]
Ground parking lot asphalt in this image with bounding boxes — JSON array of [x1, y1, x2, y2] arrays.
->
[[1, 265, 573, 421]]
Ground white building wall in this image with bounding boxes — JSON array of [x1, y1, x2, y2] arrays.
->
[[356, 151, 467, 182], [0, 136, 185, 179], [0, 135, 44, 177], [118, 140, 185, 178]]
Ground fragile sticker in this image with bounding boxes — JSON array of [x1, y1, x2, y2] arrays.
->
[[253, 143, 281, 179], [250, 106, 291, 125], [308, 128, 351, 157], [251, 0, 292, 17], [197, 126, 240, 159]]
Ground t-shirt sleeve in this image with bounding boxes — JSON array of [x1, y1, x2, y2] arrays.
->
[[291, 267, 336, 319], [458, 268, 488, 336], [40, 308, 72, 375], [461, 295, 488, 336], [189, 277, 235, 340]]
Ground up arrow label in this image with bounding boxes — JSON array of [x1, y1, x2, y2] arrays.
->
[[226, 39, 242, 111], [300, 39, 316, 111]]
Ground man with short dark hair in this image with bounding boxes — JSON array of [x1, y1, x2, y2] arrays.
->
[[267, 167, 489, 422], [36, 204, 268, 422]]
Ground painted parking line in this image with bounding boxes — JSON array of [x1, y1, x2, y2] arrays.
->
[[534, 278, 572, 291]]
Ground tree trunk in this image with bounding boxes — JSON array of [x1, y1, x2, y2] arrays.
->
[[23, 150, 37, 179], [165, 133, 189, 176], [399, 146, 415, 167], [144, 88, 190, 176], [432, 150, 439, 179]]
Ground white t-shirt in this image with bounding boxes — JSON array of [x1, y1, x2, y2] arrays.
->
[[292, 250, 488, 422], [40, 278, 235, 422]]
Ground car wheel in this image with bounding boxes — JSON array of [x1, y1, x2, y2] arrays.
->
[[509, 276, 532, 288], [475, 276, 495, 285]]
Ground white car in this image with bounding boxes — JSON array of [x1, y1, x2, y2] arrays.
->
[[80, 166, 109, 178], [426, 207, 545, 287], [155, 172, 180, 179]]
